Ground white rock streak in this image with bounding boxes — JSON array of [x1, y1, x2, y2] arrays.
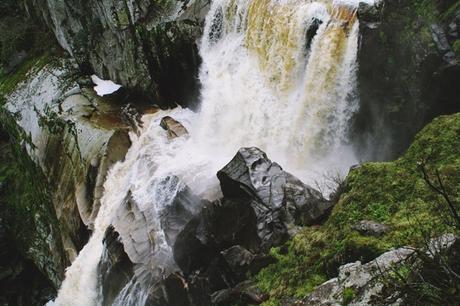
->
[[91, 75, 121, 96]]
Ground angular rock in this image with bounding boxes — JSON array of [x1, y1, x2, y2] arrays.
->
[[431, 23, 457, 65], [112, 177, 200, 283], [352, 220, 391, 237], [217, 147, 332, 248], [146, 273, 192, 306], [160, 116, 189, 139], [173, 198, 260, 274]]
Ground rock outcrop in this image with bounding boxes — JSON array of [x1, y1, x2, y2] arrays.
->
[[302, 247, 415, 306], [24, 0, 208, 107], [301, 235, 459, 306], [354, 0, 460, 159], [5, 56, 132, 265]]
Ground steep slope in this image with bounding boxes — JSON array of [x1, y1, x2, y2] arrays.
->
[[256, 112, 460, 304]]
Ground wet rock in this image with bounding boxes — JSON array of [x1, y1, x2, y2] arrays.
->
[[211, 281, 268, 305], [352, 220, 391, 237], [99, 226, 133, 306], [111, 176, 202, 287], [354, 0, 460, 160], [121, 104, 143, 134], [173, 198, 260, 274], [305, 18, 322, 49], [431, 23, 457, 65], [217, 147, 332, 248], [160, 116, 189, 139], [146, 273, 192, 306], [161, 185, 203, 246], [6, 58, 133, 264]]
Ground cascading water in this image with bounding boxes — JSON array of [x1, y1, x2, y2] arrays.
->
[[49, 0, 373, 305]]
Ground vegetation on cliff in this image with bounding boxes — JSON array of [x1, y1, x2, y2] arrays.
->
[[256, 113, 460, 304], [0, 97, 66, 304]]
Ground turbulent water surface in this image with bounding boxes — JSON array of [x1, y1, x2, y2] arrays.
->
[[50, 0, 372, 305]]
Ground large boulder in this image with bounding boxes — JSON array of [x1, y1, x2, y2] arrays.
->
[[112, 176, 201, 283], [217, 147, 333, 248], [173, 197, 260, 274]]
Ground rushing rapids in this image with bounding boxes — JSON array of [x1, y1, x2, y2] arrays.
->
[[50, 0, 373, 305]]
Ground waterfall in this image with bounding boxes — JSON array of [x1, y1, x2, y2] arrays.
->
[[49, 0, 372, 305]]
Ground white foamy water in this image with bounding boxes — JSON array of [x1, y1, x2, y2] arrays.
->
[[50, 0, 368, 304]]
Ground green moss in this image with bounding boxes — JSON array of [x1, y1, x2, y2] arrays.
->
[[256, 113, 460, 304], [342, 287, 356, 305], [0, 54, 51, 95], [0, 98, 65, 286], [441, 1, 460, 20], [453, 40, 460, 57]]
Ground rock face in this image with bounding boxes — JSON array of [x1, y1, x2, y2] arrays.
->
[[354, 0, 460, 159], [5, 56, 132, 266], [24, 0, 207, 107], [217, 147, 333, 248]]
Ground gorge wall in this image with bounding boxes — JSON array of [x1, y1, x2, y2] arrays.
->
[[1, 0, 460, 305], [355, 0, 460, 159], [23, 0, 207, 107]]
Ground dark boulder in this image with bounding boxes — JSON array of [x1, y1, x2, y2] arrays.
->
[[221, 245, 275, 278], [146, 273, 192, 306], [98, 226, 133, 306], [211, 281, 268, 305], [173, 198, 260, 274], [217, 147, 333, 248]]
